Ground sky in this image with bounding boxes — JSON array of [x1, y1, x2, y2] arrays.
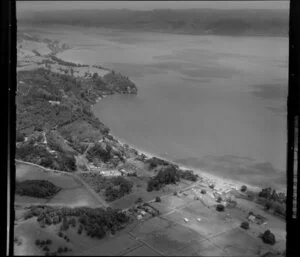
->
[[17, 1, 289, 13]]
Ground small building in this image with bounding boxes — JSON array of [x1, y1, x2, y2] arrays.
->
[[140, 210, 146, 216], [137, 215, 142, 220], [248, 215, 256, 222], [197, 218, 201, 222], [48, 100, 61, 105]]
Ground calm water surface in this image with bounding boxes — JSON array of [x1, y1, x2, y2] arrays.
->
[[35, 25, 288, 190]]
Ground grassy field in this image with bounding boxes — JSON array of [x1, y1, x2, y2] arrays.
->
[[15, 162, 285, 256], [122, 191, 282, 256], [77, 234, 143, 256], [14, 218, 73, 256], [15, 163, 103, 207]]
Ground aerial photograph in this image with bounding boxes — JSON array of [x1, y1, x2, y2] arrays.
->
[[14, 1, 288, 256]]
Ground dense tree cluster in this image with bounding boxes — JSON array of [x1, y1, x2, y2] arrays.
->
[[86, 142, 113, 163], [147, 165, 181, 192], [258, 187, 286, 203], [25, 205, 130, 240], [240, 185, 247, 192], [103, 71, 137, 94], [240, 221, 250, 230], [147, 165, 198, 192], [105, 176, 133, 202], [258, 187, 286, 217], [17, 69, 108, 134], [216, 204, 225, 212], [146, 157, 176, 170], [260, 230, 276, 245], [86, 141, 125, 166], [16, 141, 76, 172], [177, 169, 198, 182], [16, 180, 61, 198]]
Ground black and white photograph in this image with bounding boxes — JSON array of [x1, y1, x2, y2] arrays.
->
[[12, 1, 290, 256]]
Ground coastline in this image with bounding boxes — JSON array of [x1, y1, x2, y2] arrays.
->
[[56, 39, 279, 195], [107, 130, 262, 193]]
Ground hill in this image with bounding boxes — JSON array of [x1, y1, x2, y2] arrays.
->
[[18, 8, 288, 37]]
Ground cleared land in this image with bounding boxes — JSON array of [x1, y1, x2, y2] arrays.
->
[[15, 163, 104, 208]]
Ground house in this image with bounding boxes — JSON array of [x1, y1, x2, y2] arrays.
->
[[184, 218, 189, 222], [248, 215, 256, 222], [48, 100, 61, 105], [197, 218, 201, 222], [137, 215, 142, 220], [140, 210, 146, 216]]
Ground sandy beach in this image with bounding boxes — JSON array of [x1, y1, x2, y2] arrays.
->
[[108, 131, 262, 193]]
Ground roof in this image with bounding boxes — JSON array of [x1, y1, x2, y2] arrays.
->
[[248, 215, 256, 221]]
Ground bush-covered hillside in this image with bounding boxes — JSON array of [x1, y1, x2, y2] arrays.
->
[[16, 67, 137, 171]]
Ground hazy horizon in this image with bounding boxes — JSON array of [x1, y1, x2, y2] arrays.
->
[[17, 1, 289, 15]]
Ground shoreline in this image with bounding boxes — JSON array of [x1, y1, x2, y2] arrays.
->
[[107, 130, 262, 193], [54, 37, 283, 195]]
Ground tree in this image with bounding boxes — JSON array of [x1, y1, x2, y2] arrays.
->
[[265, 201, 272, 211], [43, 246, 50, 252], [135, 197, 143, 204], [240, 185, 247, 192], [16, 131, 25, 142], [216, 204, 225, 212], [61, 217, 69, 231], [35, 239, 40, 246], [57, 247, 64, 254], [240, 221, 249, 230], [216, 196, 222, 203], [155, 196, 161, 202], [261, 230, 276, 245], [92, 72, 98, 80], [77, 224, 83, 234], [209, 184, 215, 189]]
